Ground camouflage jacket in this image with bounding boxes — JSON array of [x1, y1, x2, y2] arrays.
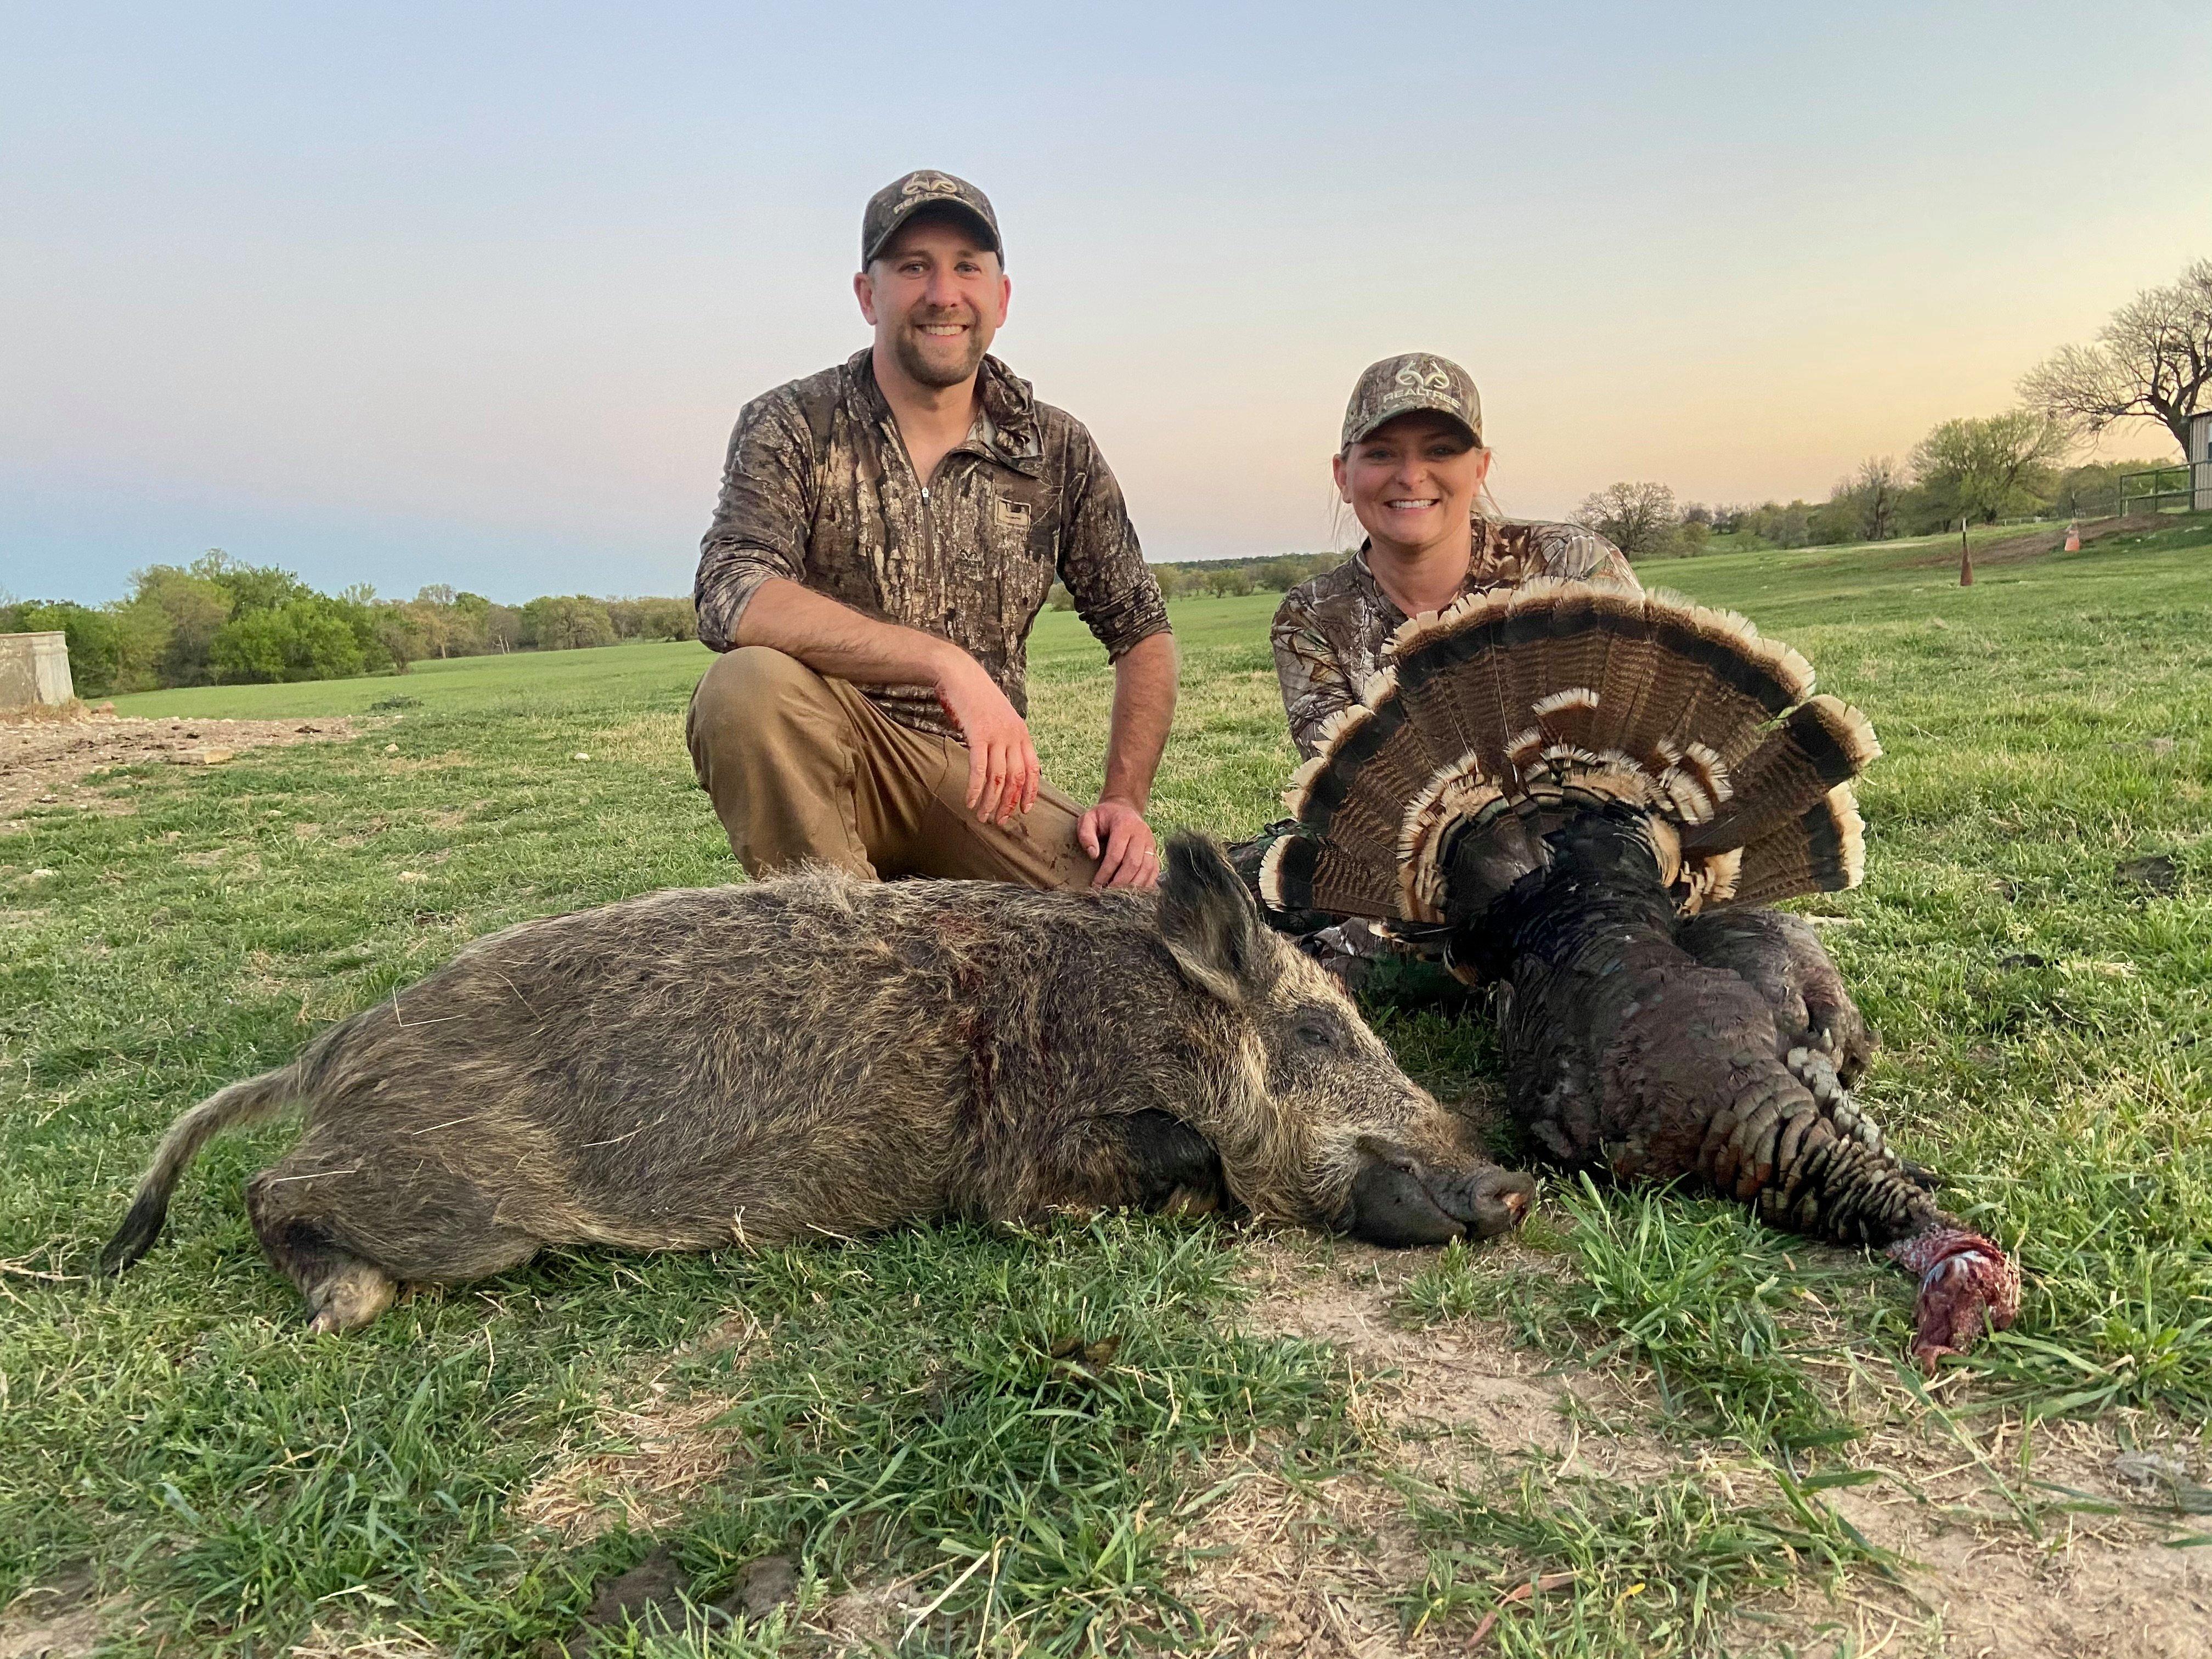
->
[[695, 349, 1170, 741], [1271, 520, 1639, 757]]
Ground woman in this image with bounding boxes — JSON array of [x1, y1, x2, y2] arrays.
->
[[1273, 353, 1637, 759], [1244, 353, 1638, 983]]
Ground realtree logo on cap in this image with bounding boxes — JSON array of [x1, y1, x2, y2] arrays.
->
[[1396, 358, 1456, 393], [900, 172, 964, 201]]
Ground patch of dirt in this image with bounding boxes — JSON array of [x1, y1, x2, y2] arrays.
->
[[518, 1383, 748, 1542], [806, 1574, 931, 1654], [1906, 514, 2170, 572], [426, 799, 493, 831], [1174, 1237, 1671, 1657], [1182, 1236, 2212, 1658], [516, 1311, 761, 1539], [552, 1545, 693, 1655], [1240, 1236, 1641, 1476], [0, 712, 354, 828], [0, 1566, 128, 1659], [2118, 853, 2182, 896], [1181, 1465, 1430, 1658], [1733, 1416, 2212, 1658], [530, 1543, 799, 1658]]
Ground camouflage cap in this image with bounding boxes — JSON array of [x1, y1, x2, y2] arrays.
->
[[1340, 353, 1483, 449], [861, 170, 1002, 267]]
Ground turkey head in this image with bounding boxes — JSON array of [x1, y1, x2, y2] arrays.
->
[[1260, 579, 2019, 1369]]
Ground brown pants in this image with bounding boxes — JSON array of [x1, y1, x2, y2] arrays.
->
[[686, 646, 1099, 890]]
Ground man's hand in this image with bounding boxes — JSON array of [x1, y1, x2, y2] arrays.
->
[[934, 653, 1040, 826], [1079, 796, 1158, 890]]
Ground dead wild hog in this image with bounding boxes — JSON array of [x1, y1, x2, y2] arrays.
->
[[100, 836, 1532, 1330]]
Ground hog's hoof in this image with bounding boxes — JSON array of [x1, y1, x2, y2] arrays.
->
[[303, 1263, 398, 1333], [1159, 1185, 1222, 1218]]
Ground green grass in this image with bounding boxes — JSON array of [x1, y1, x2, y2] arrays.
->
[[105, 639, 722, 722], [8, 517, 2212, 1654], [1395, 1460, 1895, 1658], [1400, 1180, 1870, 1455]]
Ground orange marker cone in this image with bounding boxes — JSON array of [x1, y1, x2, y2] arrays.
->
[[2064, 520, 2080, 552]]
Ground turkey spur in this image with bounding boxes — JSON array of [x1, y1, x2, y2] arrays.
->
[[1261, 578, 2019, 1368]]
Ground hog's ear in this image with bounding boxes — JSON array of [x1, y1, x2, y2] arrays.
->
[[1159, 833, 1276, 1006]]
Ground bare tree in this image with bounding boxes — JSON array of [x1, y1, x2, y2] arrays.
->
[[1820, 465, 1900, 544], [2019, 258, 2212, 460], [1850, 456, 1905, 541], [1573, 481, 1680, 558]]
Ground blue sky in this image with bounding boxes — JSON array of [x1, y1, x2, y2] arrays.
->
[[4, 1, 2208, 605]]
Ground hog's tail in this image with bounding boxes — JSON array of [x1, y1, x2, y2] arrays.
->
[[98, 1064, 304, 1274]]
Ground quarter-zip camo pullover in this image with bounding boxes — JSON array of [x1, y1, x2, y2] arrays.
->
[[695, 349, 1169, 742]]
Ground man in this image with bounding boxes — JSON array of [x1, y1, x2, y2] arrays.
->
[[688, 170, 1176, 891]]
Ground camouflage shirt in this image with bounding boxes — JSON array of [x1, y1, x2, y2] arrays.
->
[[1271, 519, 1639, 757], [695, 349, 1170, 741]]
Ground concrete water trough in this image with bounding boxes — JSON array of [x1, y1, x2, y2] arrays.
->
[[0, 631, 75, 709]]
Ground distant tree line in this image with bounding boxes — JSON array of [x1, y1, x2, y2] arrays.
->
[[1047, 552, 1350, 611], [0, 552, 698, 698], [399, 587, 698, 657], [1577, 427, 2163, 561]]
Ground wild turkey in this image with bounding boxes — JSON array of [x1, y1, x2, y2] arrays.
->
[[1259, 579, 2019, 1368]]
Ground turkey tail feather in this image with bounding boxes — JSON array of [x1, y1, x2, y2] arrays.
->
[[1729, 788, 1866, 907], [1388, 599, 1516, 777], [1685, 697, 1880, 856], [1259, 832, 1398, 921]]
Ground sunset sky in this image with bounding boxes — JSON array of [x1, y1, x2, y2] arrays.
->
[[4, 1, 2208, 605]]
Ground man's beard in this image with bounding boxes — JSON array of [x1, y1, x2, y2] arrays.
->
[[891, 311, 988, 388]]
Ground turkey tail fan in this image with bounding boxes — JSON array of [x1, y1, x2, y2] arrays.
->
[[1494, 582, 1627, 744], [1280, 697, 1429, 877], [1682, 697, 1881, 857], [1277, 582, 1879, 928], [1665, 603, 1816, 771], [1728, 787, 1866, 909]]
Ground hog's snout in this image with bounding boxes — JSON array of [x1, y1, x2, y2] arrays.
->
[[1340, 1139, 1536, 1247]]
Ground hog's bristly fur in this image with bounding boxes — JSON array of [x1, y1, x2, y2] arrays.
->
[[100, 836, 1528, 1331]]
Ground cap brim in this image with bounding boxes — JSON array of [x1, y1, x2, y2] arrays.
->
[[1343, 397, 1480, 448], [864, 201, 1000, 266]]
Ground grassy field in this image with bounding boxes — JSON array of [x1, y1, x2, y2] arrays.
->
[[5, 518, 2210, 1656]]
